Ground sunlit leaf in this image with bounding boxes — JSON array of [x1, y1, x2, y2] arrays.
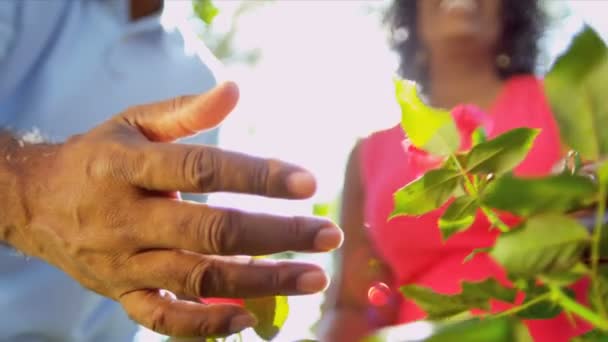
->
[[244, 296, 289, 341], [395, 79, 460, 156], [392, 169, 461, 217], [400, 279, 515, 320], [545, 26, 608, 160], [599, 160, 608, 189], [472, 127, 488, 147], [193, 0, 220, 25], [491, 214, 590, 277], [439, 196, 479, 240], [312, 196, 341, 223], [481, 174, 597, 217], [465, 128, 539, 175]]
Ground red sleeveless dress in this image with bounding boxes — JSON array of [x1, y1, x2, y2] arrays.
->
[[359, 76, 591, 341]]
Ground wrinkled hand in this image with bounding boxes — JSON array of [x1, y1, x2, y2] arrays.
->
[[7, 82, 343, 337]]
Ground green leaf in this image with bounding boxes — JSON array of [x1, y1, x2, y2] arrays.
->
[[312, 196, 341, 223], [599, 160, 608, 188], [392, 169, 461, 217], [590, 266, 608, 315], [491, 214, 590, 277], [312, 203, 330, 217], [439, 196, 479, 240], [545, 26, 608, 160], [461, 278, 517, 303], [465, 128, 539, 175], [515, 286, 574, 319], [427, 318, 531, 342], [394, 79, 460, 156], [539, 263, 589, 286], [481, 174, 597, 217], [572, 329, 608, 342], [400, 279, 515, 320], [244, 296, 289, 341], [400, 285, 488, 320], [472, 127, 488, 147], [193, 0, 220, 25]]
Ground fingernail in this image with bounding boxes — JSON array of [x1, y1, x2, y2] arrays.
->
[[296, 270, 329, 293], [229, 314, 257, 334], [314, 226, 344, 251], [286, 171, 316, 198]]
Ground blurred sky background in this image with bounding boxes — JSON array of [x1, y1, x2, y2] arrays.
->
[[138, 1, 608, 341]]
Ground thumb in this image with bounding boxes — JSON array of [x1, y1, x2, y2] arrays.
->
[[121, 81, 239, 142]]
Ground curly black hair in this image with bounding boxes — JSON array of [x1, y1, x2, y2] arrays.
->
[[386, 0, 546, 90]]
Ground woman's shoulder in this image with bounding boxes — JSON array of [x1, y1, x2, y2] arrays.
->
[[362, 124, 404, 148], [357, 124, 406, 177]]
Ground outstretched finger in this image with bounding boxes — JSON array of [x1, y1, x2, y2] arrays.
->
[[135, 199, 342, 255], [120, 81, 239, 142], [120, 289, 256, 338], [126, 251, 330, 299], [126, 143, 317, 198]]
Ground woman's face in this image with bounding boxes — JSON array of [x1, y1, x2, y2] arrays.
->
[[418, 0, 502, 55]]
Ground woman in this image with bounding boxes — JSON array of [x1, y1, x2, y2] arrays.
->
[[320, 0, 590, 341]]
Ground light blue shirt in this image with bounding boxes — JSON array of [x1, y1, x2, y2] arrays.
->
[[0, 1, 221, 340]]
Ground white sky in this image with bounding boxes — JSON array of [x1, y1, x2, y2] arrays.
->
[[138, 2, 608, 341]]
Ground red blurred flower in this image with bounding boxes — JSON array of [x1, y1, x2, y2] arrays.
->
[[452, 104, 490, 150]]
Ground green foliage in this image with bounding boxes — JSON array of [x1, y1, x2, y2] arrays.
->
[[514, 286, 574, 319], [391, 27, 608, 335], [471, 127, 488, 146], [573, 329, 608, 342], [439, 196, 479, 240], [491, 214, 589, 277], [591, 267, 608, 315], [392, 168, 461, 217], [394, 79, 460, 156], [427, 318, 532, 342], [312, 195, 341, 223], [193, 0, 219, 25], [545, 26, 608, 160], [481, 174, 597, 217], [192, 0, 272, 65], [465, 128, 539, 175], [244, 296, 289, 341], [400, 279, 516, 320], [540, 263, 589, 286]]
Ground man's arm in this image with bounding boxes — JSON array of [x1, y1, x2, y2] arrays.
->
[[0, 132, 28, 245]]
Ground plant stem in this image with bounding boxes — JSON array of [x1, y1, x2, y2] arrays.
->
[[449, 155, 478, 197], [591, 181, 608, 320], [551, 285, 608, 330], [481, 206, 510, 233], [448, 154, 510, 233], [492, 293, 551, 319]]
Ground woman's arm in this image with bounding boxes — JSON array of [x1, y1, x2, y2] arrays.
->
[[318, 142, 400, 341]]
